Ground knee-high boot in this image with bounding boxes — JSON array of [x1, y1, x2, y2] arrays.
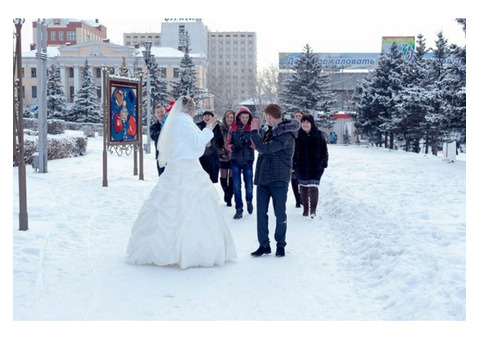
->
[[220, 177, 229, 205], [309, 187, 319, 217], [291, 177, 302, 207], [226, 176, 233, 206], [300, 186, 309, 216]]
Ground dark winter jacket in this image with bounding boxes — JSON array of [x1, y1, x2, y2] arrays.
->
[[250, 119, 300, 186], [294, 125, 328, 185], [225, 107, 255, 165], [150, 120, 162, 156], [197, 120, 224, 183], [219, 121, 232, 163], [197, 120, 224, 156]]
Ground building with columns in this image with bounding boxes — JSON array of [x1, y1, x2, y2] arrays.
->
[[21, 40, 209, 109]]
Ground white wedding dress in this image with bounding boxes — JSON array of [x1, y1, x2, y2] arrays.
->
[[126, 98, 237, 269]]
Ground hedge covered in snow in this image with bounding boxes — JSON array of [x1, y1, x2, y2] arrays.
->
[[13, 119, 92, 167]]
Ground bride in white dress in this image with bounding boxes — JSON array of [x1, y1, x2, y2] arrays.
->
[[126, 96, 237, 269]]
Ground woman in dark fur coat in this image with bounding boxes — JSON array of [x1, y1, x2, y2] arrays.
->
[[294, 113, 328, 218]]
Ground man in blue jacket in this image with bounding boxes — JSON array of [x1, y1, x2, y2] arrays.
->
[[249, 104, 300, 257]]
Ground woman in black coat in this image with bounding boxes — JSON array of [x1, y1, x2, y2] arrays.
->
[[294, 114, 328, 218], [197, 111, 225, 183]]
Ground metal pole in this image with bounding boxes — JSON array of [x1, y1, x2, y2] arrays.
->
[[142, 42, 153, 154], [14, 19, 28, 230], [37, 19, 48, 173], [145, 66, 151, 154], [139, 74, 144, 180], [102, 68, 108, 187]]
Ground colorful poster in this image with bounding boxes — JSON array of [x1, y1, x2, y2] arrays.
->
[[109, 81, 139, 143]]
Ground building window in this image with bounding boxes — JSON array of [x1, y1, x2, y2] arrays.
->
[[96, 68, 102, 78], [51, 32, 56, 41], [173, 68, 179, 78], [67, 31, 76, 41], [159, 68, 167, 77], [69, 86, 75, 100], [69, 67, 74, 78], [59, 32, 64, 41], [32, 86, 37, 99], [31, 68, 37, 78]]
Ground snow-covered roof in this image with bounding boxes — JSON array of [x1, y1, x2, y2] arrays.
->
[[137, 46, 205, 59], [42, 18, 104, 28], [21, 42, 206, 60], [22, 46, 61, 58]]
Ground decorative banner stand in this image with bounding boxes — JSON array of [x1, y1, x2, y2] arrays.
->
[[102, 59, 144, 187]]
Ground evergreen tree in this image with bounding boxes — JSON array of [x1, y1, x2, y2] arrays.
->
[[392, 34, 431, 152], [355, 42, 405, 148], [46, 64, 68, 120], [441, 24, 466, 141], [143, 57, 170, 125], [279, 44, 335, 128], [171, 31, 198, 100], [376, 42, 406, 149], [354, 72, 383, 145], [423, 32, 451, 155], [68, 60, 101, 123], [343, 125, 351, 144], [356, 24, 466, 154], [152, 65, 170, 109]]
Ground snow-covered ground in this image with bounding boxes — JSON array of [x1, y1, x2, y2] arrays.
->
[[10, 134, 477, 338]]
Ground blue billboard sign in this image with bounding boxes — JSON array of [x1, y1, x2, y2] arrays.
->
[[279, 52, 379, 71]]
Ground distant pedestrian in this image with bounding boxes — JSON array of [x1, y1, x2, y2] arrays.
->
[[329, 131, 337, 144]]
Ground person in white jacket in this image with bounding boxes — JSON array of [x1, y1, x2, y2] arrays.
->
[[126, 96, 237, 269]]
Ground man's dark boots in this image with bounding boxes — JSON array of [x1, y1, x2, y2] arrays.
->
[[251, 245, 271, 256], [233, 209, 243, 219]]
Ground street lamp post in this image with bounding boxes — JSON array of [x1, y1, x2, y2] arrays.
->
[[142, 41, 154, 154], [14, 18, 28, 231], [36, 19, 48, 173]]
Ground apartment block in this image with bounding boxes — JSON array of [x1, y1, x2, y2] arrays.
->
[[208, 31, 257, 113]]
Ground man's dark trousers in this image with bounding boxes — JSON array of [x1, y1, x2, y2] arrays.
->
[[255, 181, 288, 248]]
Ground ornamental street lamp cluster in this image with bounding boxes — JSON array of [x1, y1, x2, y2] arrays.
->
[[142, 41, 154, 154]]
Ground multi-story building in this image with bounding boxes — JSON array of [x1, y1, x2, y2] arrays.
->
[[207, 31, 257, 114], [123, 32, 161, 47], [160, 18, 208, 56], [32, 18, 107, 48], [122, 19, 258, 114]]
